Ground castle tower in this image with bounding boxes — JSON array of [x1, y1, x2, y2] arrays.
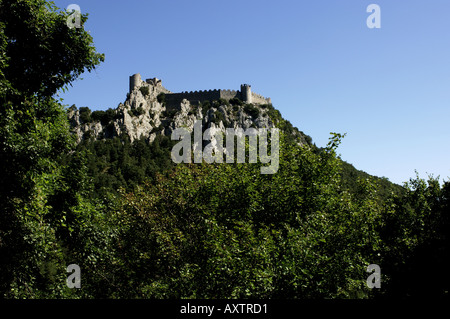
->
[[240, 84, 252, 103], [130, 73, 142, 93]]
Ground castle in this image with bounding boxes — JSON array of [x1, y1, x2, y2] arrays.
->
[[129, 73, 272, 107]]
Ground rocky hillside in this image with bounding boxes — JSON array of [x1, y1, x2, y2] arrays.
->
[[67, 80, 311, 146], [65, 79, 404, 200]]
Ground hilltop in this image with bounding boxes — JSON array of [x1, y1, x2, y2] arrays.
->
[[68, 74, 310, 146], [66, 74, 403, 198]]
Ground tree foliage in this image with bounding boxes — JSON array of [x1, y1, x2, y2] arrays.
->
[[70, 134, 175, 198], [0, 0, 103, 297], [105, 133, 383, 298]]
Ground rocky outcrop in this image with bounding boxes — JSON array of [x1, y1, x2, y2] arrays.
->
[[68, 80, 278, 144]]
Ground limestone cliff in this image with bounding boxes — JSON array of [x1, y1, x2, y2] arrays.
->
[[68, 77, 308, 146]]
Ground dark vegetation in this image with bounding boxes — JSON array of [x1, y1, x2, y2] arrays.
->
[[70, 134, 175, 198], [157, 92, 166, 104], [0, 0, 448, 299], [75, 105, 120, 125], [244, 103, 260, 118], [139, 86, 150, 97]]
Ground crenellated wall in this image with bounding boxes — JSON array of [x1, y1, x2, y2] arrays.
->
[[219, 89, 240, 101], [129, 74, 271, 106], [165, 89, 221, 108], [251, 92, 271, 105]]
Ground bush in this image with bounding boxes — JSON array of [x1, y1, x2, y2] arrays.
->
[[91, 110, 105, 123], [244, 104, 260, 118], [304, 134, 313, 145], [79, 106, 92, 124], [201, 101, 211, 117], [83, 129, 92, 139], [202, 100, 211, 108], [214, 110, 226, 125], [162, 109, 177, 118], [92, 109, 118, 125], [140, 86, 150, 96], [132, 106, 145, 117], [266, 104, 282, 124], [229, 97, 243, 106], [157, 92, 166, 104], [218, 98, 230, 107]]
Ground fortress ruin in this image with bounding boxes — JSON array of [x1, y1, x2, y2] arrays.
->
[[129, 73, 272, 107]]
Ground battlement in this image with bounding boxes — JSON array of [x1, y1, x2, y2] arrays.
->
[[179, 89, 221, 94], [220, 89, 238, 95], [129, 74, 271, 105], [220, 89, 240, 101], [251, 92, 271, 105]]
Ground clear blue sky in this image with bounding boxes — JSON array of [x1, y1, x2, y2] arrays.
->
[[54, 0, 450, 186]]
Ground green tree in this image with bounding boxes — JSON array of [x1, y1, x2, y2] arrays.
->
[[112, 133, 384, 298], [0, 0, 104, 297], [378, 174, 450, 299]]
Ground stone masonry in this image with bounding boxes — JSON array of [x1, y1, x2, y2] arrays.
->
[[129, 73, 272, 108]]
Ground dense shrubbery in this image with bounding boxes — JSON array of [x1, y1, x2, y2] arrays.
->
[[213, 110, 227, 126], [79, 106, 92, 124], [132, 106, 145, 117], [71, 135, 175, 198], [139, 86, 150, 97], [91, 108, 119, 125], [108, 133, 381, 298], [157, 92, 166, 104], [74, 106, 119, 125], [244, 103, 260, 118], [162, 109, 178, 118], [229, 97, 243, 106], [340, 161, 405, 202], [54, 132, 450, 299]]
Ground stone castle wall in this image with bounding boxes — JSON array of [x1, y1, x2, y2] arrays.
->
[[165, 89, 221, 105], [165, 89, 270, 106], [251, 92, 271, 105], [219, 89, 240, 101], [130, 74, 271, 107]]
